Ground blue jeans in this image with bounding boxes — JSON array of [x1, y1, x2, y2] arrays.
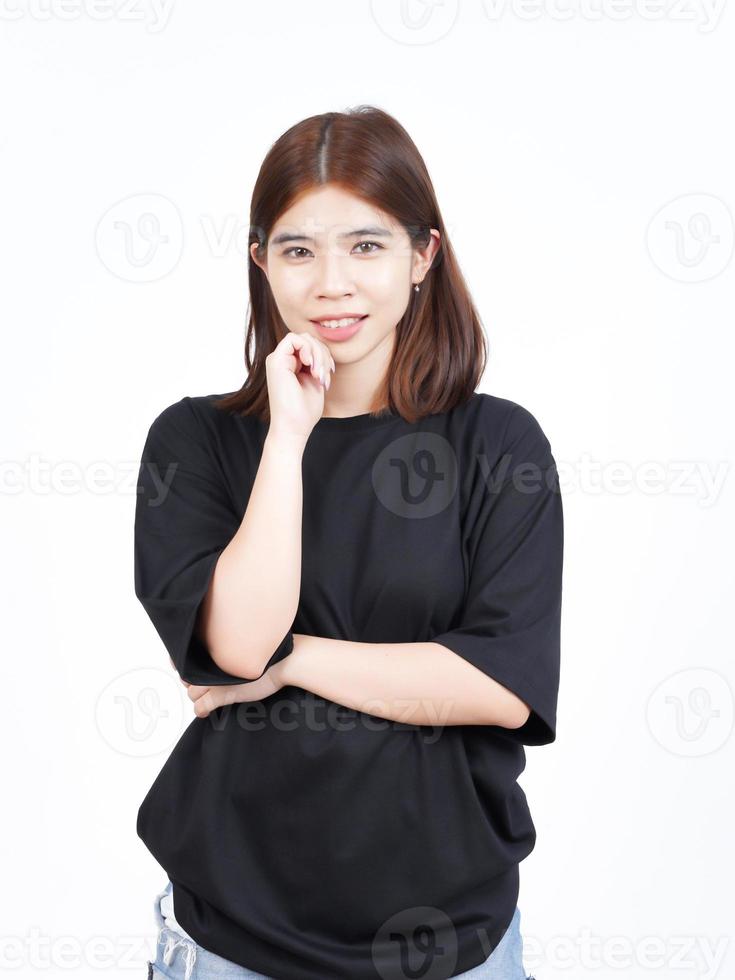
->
[[147, 879, 534, 979]]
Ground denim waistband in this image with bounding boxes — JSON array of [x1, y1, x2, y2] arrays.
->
[[151, 880, 197, 980]]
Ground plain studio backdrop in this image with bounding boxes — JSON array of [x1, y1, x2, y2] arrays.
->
[[2, 2, 733, 979]]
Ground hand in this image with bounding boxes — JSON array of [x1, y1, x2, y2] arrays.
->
[[181, 661, 289, 719], [265, 330, 336, 444]]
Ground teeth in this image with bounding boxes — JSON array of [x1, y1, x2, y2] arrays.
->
[[317, 317, 363, 329]]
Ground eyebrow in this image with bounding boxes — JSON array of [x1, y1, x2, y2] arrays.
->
[[270, 226, 394, 247]]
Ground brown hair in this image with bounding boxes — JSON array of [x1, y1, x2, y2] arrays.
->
[[214, 104, 488, 424]]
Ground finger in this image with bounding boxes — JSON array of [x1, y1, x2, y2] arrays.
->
[[193, 689, 223, 718], [286, 332, 332, 388], [304, 337, 332, 388], [302, 337, 326, 385], [285, 332, 314, 367], [194, 698, 211, 719], [187, 684, 210, 702], [314, 339, 336, 379], [295, 332, 332, 386]]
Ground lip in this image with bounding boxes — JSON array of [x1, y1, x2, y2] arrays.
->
[[309, 313, 367, 322], [310, 314, 368, 342]]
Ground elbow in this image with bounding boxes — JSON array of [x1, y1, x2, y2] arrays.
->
[[195, 613, 266, 681], [196, 599, 296, 682], [501, 697, 532, 731], [208, 638, 274, 681]]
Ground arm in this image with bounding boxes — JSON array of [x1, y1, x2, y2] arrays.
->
[[193, 406, 561, 739], [198, 430, 305, 679], [134, 335, 334, 686], [279, 633, 531, 728]]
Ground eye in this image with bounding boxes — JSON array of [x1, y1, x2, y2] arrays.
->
[[281, 241, 384, 259], [353, 241, 383, 255]]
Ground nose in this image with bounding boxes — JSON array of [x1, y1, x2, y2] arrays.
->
[[313, 252, 355, 298]]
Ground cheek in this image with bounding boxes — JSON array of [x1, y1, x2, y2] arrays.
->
[[274, 270, 305, 299], [368, 261, 410, 292], [364, 267, 411, 314]]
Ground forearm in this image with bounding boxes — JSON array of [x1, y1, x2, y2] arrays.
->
[[281, 634, 531, 729], [200, 432, 305, 678]]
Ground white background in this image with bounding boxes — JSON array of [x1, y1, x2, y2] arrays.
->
[[2, 1, 734, 978]]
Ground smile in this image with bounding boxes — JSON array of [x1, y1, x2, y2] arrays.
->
[[310, 315, 368, 342]]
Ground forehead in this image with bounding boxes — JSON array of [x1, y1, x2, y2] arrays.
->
[[270, 185, 401, 242]]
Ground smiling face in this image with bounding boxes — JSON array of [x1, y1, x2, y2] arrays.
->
[[250, 185, 439, 373]]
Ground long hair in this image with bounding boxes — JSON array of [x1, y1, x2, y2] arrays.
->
[[214, 104, 488, 424]]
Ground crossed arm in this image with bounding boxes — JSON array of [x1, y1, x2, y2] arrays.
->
[[179, 632, 530, 729], [190, 432, 530, 730]]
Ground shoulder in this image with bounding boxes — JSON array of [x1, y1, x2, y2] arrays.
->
[[467, 392, 556, 470], [142, 392, 266, 476], [141, 392, 231, 457], [141, 395, 203, 454], [145, 391, 259, 442]]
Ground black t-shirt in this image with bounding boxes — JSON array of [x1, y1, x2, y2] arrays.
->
[[134, 390, 564, 980]]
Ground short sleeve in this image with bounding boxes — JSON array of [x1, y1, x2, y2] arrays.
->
[[133, 397, 294, 686], [430, 404, 564, 745]]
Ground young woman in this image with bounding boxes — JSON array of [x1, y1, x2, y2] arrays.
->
[[135, 105, 562, 980]]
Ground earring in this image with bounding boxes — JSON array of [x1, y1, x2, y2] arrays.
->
[[413, 282, 420, 292]]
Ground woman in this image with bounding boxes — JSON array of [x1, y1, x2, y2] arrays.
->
[[135, 105, 561, 980]]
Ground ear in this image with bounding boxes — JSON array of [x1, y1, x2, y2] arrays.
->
[[250, 241, 268, 277], [412, 228, 441, 281]]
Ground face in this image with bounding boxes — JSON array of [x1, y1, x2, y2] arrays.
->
[[250, 184, 439, 369]]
